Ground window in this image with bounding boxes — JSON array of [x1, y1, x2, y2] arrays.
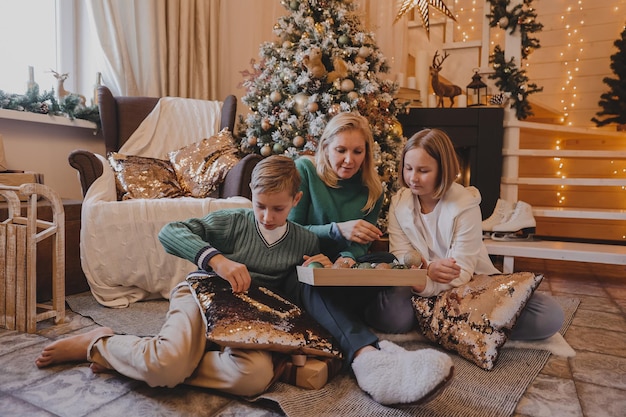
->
[[0, 0, 58, 93], [0, 0, 98, 101]]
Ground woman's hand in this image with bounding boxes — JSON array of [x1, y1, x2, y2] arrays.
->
[[208, 254, 252, 293], [426, 258, 461, 283], [302, 254, 333, 268], [336, 220, 382, 243], [333, 256, 356, 268]]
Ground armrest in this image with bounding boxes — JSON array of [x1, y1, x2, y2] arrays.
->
[[68, 149, 104, 197], [220, 153, 263, 200]]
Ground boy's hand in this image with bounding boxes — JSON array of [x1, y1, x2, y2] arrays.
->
[[209, 255, 252, 293], [302, 254, 332, 268]]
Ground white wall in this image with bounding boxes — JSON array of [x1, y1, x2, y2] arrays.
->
[[0, 114, 104, 200]]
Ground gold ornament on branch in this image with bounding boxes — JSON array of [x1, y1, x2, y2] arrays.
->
[[393, 0, 456, 37]]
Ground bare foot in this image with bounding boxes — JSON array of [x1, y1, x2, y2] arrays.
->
[[35, 327, 114, 368]]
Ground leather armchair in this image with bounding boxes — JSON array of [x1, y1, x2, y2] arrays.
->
[[69, 86, 262, 199], [68, 86, 262, 307]]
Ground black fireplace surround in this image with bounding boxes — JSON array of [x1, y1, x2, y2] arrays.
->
[[397, 107, 504, 219]]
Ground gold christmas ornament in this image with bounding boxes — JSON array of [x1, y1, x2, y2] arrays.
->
[[307, 102, 319, 112], [358, 46, 372, 58], [261, 119, 271, 131], [247, 136, 258, 146], [347, 91, 359, 101], [391, 120, 403, 137], [340, 79, 355, 92], [293, 135, 305, 147], [270, 91, 282, 103], [393, 0, 456, 37], [261, 144, 272, 157], [294, 92, 309, 114]]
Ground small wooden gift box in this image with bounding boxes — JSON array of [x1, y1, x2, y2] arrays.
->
[[279, 355, 343, 390]]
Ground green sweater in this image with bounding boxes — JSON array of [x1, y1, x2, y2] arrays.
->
[[288, 157, 383, 260], [158, 208, 319, 298]]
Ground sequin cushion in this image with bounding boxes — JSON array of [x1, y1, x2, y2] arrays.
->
[[187, 273, 342, 359], [108, 152, 187, 200], [412, 272, 543, 370], [168, 128, 240, 198]]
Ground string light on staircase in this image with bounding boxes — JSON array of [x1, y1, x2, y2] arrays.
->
[[452, 0, 482, 43]]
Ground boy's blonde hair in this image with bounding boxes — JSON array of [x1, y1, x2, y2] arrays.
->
[[315, 112, 383, 213], [399, 128, 461, 199], [250, 155, 301, 196]]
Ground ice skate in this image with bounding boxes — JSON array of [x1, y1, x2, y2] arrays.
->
[[482, 199, 515, 238], [490, 201, 536, 241]]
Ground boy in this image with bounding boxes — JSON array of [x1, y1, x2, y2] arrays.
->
[[35, 155, 328, 397], [36, 155, 452, 404]]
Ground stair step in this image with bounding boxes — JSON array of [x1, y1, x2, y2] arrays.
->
[[532, 207, 626, 221]]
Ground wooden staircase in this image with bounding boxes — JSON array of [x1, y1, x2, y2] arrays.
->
[[484, 109, 626, 273]]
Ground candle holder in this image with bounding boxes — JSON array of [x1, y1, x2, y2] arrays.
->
[[466, 69, 488, 106]]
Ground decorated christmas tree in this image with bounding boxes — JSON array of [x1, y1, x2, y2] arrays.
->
[[237, 0, 407, 228], [592, 26, 626, 129]]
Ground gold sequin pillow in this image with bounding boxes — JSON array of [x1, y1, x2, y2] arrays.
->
[[168, 128, 240, 198], [412, 272, 543, 370], [187, 273, 343, 359], [108, 153, 187, 200]]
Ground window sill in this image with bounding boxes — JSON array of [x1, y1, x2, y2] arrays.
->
[[0, 108, 97, 131]]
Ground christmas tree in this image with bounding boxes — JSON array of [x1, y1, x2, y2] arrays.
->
[[592, 26, 626, 128], [237, 0, 407, 228]]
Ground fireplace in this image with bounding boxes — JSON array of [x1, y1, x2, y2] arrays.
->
[[396, 107, 504, 219]]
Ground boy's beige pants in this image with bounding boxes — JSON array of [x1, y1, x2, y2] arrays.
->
[[87, 283, 274, 397]]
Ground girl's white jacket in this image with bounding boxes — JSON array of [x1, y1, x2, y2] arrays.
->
[[388, 183, 500, 297]]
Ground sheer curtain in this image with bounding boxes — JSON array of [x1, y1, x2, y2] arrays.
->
[[87, 0, 219, 99]]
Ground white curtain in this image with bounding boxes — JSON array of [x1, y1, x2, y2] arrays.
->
[[87, 0, 166, 96], [87, 0, 220, 99]]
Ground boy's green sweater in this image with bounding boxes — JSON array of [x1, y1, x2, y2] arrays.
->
[[159, 208, 319, 298]]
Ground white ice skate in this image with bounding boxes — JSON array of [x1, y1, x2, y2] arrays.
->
[[482, 199, 515, 238], [490, 201, 536, 241]]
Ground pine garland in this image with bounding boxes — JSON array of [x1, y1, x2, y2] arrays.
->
[[486, 0, 542, 120], [486, 0, 542, 59], [489, 45, 542, 120], [0, 85, 100, 127]]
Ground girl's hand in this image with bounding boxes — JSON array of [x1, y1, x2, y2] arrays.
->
[[209, 255, 252, 293], [302, 254, 333, 268], [426, 258, 461, 283], [336, 219, 382, 243]]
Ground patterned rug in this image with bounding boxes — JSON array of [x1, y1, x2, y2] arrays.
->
[[66, 293, 579, 417]]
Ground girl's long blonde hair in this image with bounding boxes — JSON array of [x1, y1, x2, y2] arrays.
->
[[315, 112, 383, 213]]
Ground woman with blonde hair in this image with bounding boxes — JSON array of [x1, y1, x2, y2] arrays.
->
[[291, 111, 385, 264]]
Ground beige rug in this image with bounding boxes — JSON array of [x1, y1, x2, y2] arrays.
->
[[66, 294, 579, 417]]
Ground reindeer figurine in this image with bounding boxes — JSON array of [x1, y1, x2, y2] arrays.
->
[[430, 51, 462, 108], [49, 69, 86, 106]]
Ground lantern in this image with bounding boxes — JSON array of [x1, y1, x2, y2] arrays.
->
[[466, 69, 488, 106]]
